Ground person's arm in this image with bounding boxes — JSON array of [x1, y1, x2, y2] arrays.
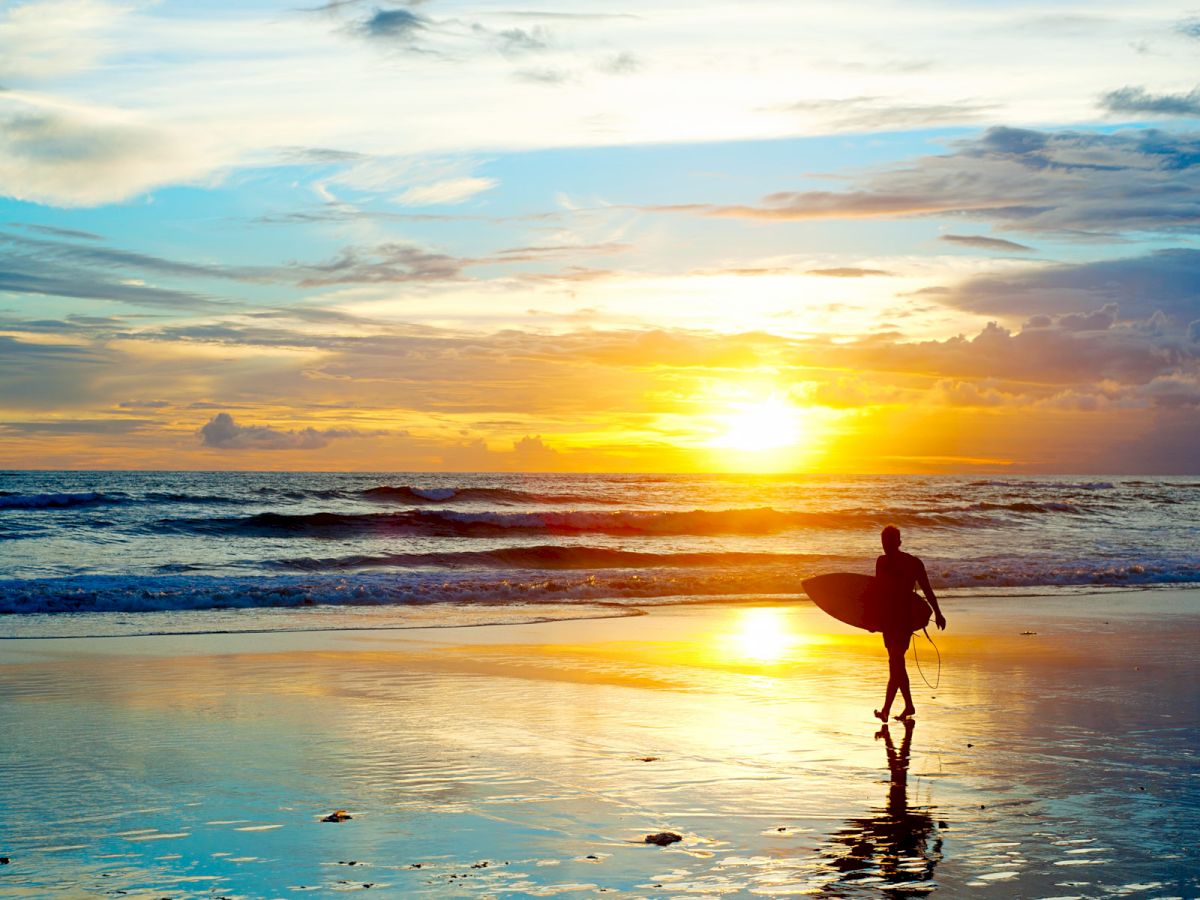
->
[[916, 559, 946, 630]]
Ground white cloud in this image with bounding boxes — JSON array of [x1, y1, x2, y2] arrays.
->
[[0, 95, 226, 206], [394, 176, 497, 206], [0, 0, 130, 82], [2, 1, 1196, 208]]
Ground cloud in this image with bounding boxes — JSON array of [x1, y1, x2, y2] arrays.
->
[[494, 26, 551, 57], [1, 418, 153, 434], [597, 51, 640, 74], [0, 0, 128, 83], [945, 248, 1200, 323], [322, 154, 497, 205], [1140, 373, 1200, 408], [15, 223, 105, 241], [665, 127, 1200, 238], [0, 229, 269, 282], [0, 227, 260, 312], [296, 242, 467, 285], [1100, 85, 1200, 117], [806, 267, 892, 278], [775, 96, 997, 130], [0, 265, 222, 309], [6, 294, 1200, 470], [936, 379, 1006, 407], [940, 234, 1034, 253], [1176, 17, 1200, 40], [394, 176, 497, 206], [358, 8, 426, 40], [499, 11, 642, 21], [0, 102, 221, 207], [513, 67, 571, 84], [1056, 303, 1118, 332], [198, 412, 367, 450], [440, 434, 562, 470], [815, 311, 1199, 389]]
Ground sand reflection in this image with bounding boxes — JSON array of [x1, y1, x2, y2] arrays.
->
[[729, 607, 798, 662], [819, 719, 942, 895], [713, 605, 836, 669]]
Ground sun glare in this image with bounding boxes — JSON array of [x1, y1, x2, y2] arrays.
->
[[727, 607, 798, 664], [712, 395, 803, 452]]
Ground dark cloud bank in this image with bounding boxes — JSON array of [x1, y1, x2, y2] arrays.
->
[[669, 126, 1200, 238], [199, 412, 373, 450]]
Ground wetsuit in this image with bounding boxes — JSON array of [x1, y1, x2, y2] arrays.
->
[[875, 550, 926, 651]]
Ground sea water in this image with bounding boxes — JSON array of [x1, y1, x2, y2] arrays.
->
[[2, 471, 1198, 635]]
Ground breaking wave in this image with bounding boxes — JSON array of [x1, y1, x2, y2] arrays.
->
[[360, 485, 615, 505], [156, 503, 1093, 539], [268, 545, 820, 572], [0, 491, 121, 510], [967, 480, 1115, 491], [3, 557, 1199, 616]]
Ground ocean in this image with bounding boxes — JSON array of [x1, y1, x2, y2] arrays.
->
[[2, 471, 1198, 636]]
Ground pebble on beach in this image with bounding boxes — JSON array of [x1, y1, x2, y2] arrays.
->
[[644, 832, 683, 846]]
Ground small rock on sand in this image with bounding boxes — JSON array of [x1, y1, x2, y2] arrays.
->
[[644, 832, 682, 846]]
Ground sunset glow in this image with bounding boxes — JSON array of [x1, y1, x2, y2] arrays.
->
[[712, 396, 805, 453], [0, 1, 1197, 473]]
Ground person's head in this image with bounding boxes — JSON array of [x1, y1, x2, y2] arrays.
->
[[881, 524, 901, 553]]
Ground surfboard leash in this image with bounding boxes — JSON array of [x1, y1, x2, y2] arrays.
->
[[911, 627, 941, 690]]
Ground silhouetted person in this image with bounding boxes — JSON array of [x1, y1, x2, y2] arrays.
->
[[873, 525, 945, 722]]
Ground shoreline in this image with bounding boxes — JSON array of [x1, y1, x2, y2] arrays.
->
[[0, 582, 1185, 642]]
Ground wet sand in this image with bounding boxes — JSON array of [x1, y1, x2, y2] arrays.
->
[[2, 589, 1198, 897]]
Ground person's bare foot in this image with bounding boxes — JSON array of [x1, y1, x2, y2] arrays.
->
[[873, 709, 888, 722], [893, 708, 916, 721]]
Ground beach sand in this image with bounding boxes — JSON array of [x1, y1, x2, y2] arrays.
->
[[2, 589, 1198, 898]]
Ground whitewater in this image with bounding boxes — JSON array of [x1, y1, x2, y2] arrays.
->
[[2, 472, 1198, 634]]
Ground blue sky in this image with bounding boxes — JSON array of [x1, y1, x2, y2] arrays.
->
[[2, 0, 1200, 471]]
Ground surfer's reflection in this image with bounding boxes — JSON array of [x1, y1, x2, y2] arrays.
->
[[817, 719, 942, 896]]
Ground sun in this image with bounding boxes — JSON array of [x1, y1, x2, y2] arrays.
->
[[711, 394, 804, 452]]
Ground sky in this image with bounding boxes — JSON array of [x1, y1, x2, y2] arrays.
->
[[2, 0, 1200, 472]]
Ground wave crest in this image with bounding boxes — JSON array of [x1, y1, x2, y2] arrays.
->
[[0, 491, 119, 510], [361, 485, 615, 504], [158, 503, 1086, 539]]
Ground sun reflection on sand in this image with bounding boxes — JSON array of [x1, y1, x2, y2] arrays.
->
[[726, 607, 802, 664]]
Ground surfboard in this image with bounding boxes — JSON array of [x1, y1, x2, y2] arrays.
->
[[801, 572, 932, 633]]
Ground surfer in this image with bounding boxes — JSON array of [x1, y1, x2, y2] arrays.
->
[[873, 525, 946, 723]]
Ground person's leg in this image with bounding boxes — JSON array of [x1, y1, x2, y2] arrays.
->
[[893, 637, 915, 719], [876, 637, 900, 720]]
